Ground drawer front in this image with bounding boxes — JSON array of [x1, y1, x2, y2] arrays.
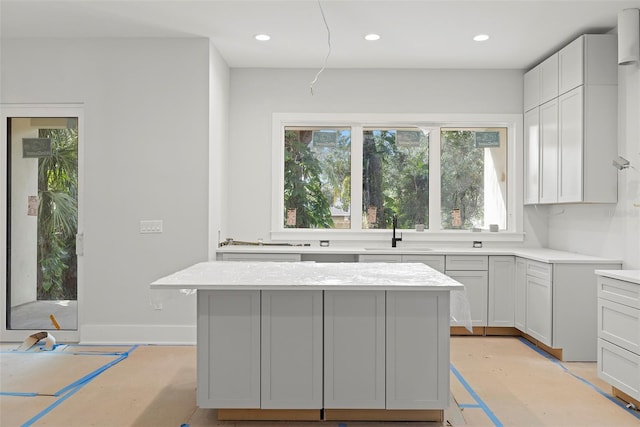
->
[[598, 277, 640, 309], [358, 254, 403, 263], [221, 253, 302, 262], [445, 255, 488, 271], [525, 260, 552, 281], [598, 339, 640, 401], [402, 255, 445, 273], [598, 298, 640, 354]]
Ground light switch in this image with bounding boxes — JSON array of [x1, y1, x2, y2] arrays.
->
[[140, 220, 163, 233]]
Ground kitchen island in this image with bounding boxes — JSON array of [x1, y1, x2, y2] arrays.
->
[[151, 261, 464, 422]]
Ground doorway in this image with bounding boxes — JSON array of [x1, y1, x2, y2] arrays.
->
[[2, 105, 83, 342]]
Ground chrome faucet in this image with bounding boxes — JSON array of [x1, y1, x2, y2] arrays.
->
[[392, 214, 402, 247]]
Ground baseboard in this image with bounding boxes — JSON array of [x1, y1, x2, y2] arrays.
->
[[79, 324, 196, 345]]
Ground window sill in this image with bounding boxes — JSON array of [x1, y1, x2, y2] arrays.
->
[[270, 229, 525, 244]]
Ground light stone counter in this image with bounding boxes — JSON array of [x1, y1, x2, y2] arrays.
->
[[152, 261, 464, 291]]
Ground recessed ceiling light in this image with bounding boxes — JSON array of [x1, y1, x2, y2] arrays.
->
[[473, 34, 490, 42], [255, 34, 271, 41], [364, 33, 381, 41]]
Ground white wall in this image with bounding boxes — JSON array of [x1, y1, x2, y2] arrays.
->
[[226, 68, 541, 244], [1, 38, 216, 343], [546, 63, 640, 269]]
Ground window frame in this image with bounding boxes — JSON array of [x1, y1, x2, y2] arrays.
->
[[271, 113, 523, 243]]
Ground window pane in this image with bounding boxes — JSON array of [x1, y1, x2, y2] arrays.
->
[[440, 128, 507, 230], [283, 127, 351, 229], [362, 128, 429, 229]]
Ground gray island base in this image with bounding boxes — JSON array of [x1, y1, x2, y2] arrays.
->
[[152, 261, 464, 421]]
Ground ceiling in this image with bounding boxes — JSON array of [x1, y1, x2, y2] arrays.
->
[[1, 0, 638, 70]]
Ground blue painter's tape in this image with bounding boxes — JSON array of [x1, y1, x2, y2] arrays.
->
[[518, 337, 640, 420], [20, 345, 140, 426], [0, 392, 39, 397], [338, 423, 348, 427], [459, 403, 482, 408], [450, 363, 504, 427]]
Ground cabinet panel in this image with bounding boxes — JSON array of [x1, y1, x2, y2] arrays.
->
[[598, 298, 640, 355], [514, 258, 527, 331], [524, 108, 540, 204], [446, 270, 488, 326], [539, 98, 559, 203], [358, 254, 403, 263], [221, 253, 301, 262], [488, 256, 515, 327], [445, 255, 488, 271], [402, 254, 445, 273], [526, 276, 552, 346], [540, 53, 559, 104], [197, 290, 260, 408], [599, 276, 640, 309], [558, 87, 584, 203], [558, 36, 583, 95], [386, 291, 450, 409], [324, 291, 385, 409], [524, 66, 540, 112], [598, 338, 640, 400], [525, 260, 552, 281], [261, 291, 323, 409]]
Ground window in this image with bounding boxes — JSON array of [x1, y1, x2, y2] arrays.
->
[[273, 114, 520, 241]]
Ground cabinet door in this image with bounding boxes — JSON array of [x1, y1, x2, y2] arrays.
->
[[558, 36, 584, 95], [558, 86, 584, 203], [197, 290, 260, 408], [488, 256, 515, 327], [402, 254, 445, 273], [261, 290, 323, 409], [539, 98, 559, 204], [526, 276, 552, 346], [324, 290, 385, 409], [386, 291, 450, 409], [524, 65, 540, 112], [524, 108, 540, 204], [514, 258, 527, 332], [540, 53, 559, 104], [446, 270, 488, 326]]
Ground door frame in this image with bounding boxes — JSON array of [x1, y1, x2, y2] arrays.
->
[[1, 104, 84, 342]]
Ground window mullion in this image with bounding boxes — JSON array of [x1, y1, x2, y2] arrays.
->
[[429, 127, 442, 231], [350, 125, 363, 230]]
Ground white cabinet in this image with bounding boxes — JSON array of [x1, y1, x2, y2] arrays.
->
[[197, 290, 261, 408], [488, 256, 515, 327], [324, 291, 385, 409], [539, 99, 559, 204], [597, 273, 640, 403], [524, 52, 558, 111], [525, 272, 553, 346], [524, 108, 540, 204], [514, 257, 527, 331], [386, 291, 450, 409], [261, 291, 323, 409], [446, 255, 488, 327], [523, 33, 617, 205], [515, 260, 622, 361], [220, 252, 301, 261], [358, 253, 446, 273]]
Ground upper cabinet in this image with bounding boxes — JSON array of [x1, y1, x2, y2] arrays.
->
[[523, 34, 618, 205]]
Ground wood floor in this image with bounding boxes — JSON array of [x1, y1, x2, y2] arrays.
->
[[1, 336, 639, 426]]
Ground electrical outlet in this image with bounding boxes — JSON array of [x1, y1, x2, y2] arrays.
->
[[140, 220, 163, 233]]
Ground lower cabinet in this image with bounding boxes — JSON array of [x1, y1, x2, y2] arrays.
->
[[514, 258, 527, 331], [198, 289, 450, 410], [261, 290, 323, 409], [446, 255, 489, 327], [525, 274, 553, 345], [488, 256, 515, 327]]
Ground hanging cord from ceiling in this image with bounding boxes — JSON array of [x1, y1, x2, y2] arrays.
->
[[309, 0, 331, 95]]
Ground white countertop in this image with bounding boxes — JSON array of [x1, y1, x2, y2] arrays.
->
[[216, 245, 623, 264], [595, 270, 640, 285], [151, 261, 465, 291]]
